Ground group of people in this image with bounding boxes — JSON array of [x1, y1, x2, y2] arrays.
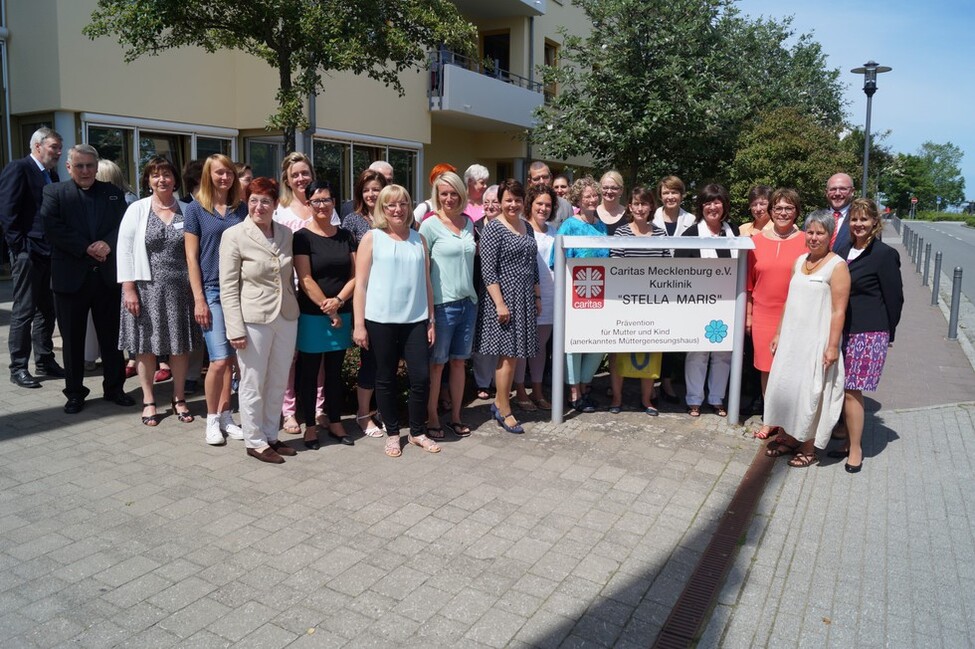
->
[[1, 127, 904, 471]]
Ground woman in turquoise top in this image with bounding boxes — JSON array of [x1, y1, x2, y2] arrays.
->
[[353, 185, 439, 458], [555, 176, 608, 412], [418, 171, 477, 439]]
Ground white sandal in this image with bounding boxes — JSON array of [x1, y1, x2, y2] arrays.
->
[[356, 412, 384, 438]]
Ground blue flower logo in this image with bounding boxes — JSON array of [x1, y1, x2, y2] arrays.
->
[[705, 319, 728, 344]]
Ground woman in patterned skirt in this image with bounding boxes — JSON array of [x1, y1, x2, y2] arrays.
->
[[833, 199, 903, 472], [474, 179, 539, 434], [117, 156, 201, 427]]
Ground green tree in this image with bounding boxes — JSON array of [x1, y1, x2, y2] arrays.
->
[[530, 0, 845, 188], [726, 107, 854, 217], [840, 126, 895, 198], [880, 142, 965, 213], [85, 0, 476, 152]]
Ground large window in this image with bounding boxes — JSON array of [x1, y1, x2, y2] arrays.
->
[[247, 140, 284, 179], [82, 114, 237, 197], [313, 140, 351, 204], [311, 135, 419, 207]]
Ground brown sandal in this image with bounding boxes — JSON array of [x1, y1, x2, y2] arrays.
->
[[766, 439, 799, 457], [788, 451, 819, 468], [687, 406, 701, 417]]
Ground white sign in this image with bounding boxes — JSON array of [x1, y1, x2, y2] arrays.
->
[[564, 258, 738, 352]]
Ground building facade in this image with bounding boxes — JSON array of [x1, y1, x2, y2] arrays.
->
[[1, 0, 589, 202]]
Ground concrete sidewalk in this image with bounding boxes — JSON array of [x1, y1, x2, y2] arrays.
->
[[703, 225, 975, 648]]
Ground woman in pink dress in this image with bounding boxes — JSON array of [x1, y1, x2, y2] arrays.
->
[[747, 188, 808, 439]]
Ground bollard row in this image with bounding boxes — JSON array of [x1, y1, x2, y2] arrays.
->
[[901, 225, 962, 340]]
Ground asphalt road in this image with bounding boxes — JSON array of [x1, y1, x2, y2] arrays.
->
[[899, 220, 975, 305]]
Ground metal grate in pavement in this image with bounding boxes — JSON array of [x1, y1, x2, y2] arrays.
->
[[652, 444, 775, 648]]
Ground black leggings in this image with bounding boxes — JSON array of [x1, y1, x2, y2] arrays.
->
[[297, 349, 346, 425], [366, 320, 430, 436]]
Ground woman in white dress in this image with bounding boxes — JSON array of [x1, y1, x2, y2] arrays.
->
[[763, 211, 851, 467]]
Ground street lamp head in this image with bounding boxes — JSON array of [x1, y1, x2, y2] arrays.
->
[[851, 60, 892, 97]]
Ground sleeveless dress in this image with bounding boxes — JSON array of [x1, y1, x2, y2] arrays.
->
[[118, 208, 200, 355], [763, 254, 845, 449]]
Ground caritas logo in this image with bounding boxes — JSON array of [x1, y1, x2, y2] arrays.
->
[[572, 265, 604, 309]]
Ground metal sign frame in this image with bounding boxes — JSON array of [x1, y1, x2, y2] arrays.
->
[[551, 235, 756, 425]]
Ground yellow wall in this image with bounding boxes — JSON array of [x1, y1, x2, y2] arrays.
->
[[317, 69, 430, 145], [7, 0, 61, 113]]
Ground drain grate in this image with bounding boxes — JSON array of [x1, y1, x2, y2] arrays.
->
[[652, 445, 775, 648]]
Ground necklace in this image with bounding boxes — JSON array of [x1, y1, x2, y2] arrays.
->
[[804, 253, 828, 272], [153, 198, 177, 211], [771, 227, 796, 239]]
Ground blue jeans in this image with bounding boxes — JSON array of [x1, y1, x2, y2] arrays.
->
[[201, 286, 235, 361], [430, 298, 476, 364]]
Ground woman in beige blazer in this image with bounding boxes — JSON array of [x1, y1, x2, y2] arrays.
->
[[219, 177, 300, 464]]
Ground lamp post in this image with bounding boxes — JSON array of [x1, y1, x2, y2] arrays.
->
[[851, 60, 892, 198]]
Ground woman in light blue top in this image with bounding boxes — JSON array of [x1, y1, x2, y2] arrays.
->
[[353, 185, 439, 458], [554, 176, 608, 412], [418, 171, 477, 439]]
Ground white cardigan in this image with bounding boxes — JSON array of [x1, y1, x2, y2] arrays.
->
[[116, 196, 166, 282], [651, 206, 696, 237]]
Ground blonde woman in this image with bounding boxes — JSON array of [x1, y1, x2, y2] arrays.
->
[[183, 154, 247, 445], [596, 170, 626, 235], [353, 185, 439, 457]]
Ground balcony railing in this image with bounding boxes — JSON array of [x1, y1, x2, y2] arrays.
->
[[428, 47, 544, 99]]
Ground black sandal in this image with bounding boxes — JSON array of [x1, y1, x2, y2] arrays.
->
[[141, 402, 160, 427], [427, 426, 445, 440], [171, 399, 194, 423], [448, 421, 472, 437]]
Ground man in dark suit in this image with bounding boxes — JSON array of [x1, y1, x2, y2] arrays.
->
[[808, 172, 855, 252], [40, 144, 133, 413], [0, 127, 65, 388]]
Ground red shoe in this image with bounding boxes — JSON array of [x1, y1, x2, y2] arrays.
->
[[153, 368, 172, 383], [124, 365, 137, 379]]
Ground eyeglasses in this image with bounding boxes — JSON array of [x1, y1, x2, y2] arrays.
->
[[600, 186, 621, 192], [383, 201, 410, 211], [309, 198, 333, 207], [772, 206, 797, 214], [827, 186, 852, 194], [248, 197, 274, 207]]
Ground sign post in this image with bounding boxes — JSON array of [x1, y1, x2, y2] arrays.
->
[[551, 235, 755, 425]]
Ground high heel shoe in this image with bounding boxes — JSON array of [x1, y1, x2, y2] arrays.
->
[[844, 462, 862, 473], [494, 410, 524, 434], [303, 427, 320, 450], [141, 402, 159, 427], [171, 399, 194, 423]]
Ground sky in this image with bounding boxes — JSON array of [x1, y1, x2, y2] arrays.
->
[[736, 0, 975, 204]]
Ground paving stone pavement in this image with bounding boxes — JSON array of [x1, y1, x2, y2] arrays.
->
[[701, 224, 975, 648], [0, 275, 759, 648], [3, 219, 974, 648]]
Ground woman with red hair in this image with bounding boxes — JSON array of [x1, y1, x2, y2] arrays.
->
[[219, 177, 300, 464]]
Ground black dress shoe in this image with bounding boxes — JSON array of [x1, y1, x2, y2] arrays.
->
[[35, 361, 65, 378], [64, 397, 86, 414], [11, 369, 41, 389], [103, 392, 136, 406], [327, 431, 355, 446], [268, 440, 297, 456]]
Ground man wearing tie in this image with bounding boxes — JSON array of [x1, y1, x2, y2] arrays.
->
[[40, 144, 133, 413], [0, 127, 65, 388], [809, 172, 855, 252]]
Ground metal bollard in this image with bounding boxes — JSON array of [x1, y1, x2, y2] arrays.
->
[[911, 231, 917, 258], [916, 237, 924, 273], [922, 243, 932, 286], [932, 252, 942, 306], [902, 225, 909, 246], [948, 267, 963, 341]]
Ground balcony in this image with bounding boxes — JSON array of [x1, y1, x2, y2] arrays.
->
[[428, 49, 544, 130], [451, 0, 546, 18]]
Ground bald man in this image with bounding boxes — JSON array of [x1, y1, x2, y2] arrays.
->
[[808, 173, 855, 252]]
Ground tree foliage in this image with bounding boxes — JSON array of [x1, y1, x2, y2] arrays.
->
[[726, 107, 854, 217], [531, 0, 845, 189], [881, 142, 966, 212], [84, 0, 476, 152]]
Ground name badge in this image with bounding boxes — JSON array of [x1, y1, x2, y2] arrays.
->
[[808, 276, 825, 284], [173, 221, 185, 230]]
